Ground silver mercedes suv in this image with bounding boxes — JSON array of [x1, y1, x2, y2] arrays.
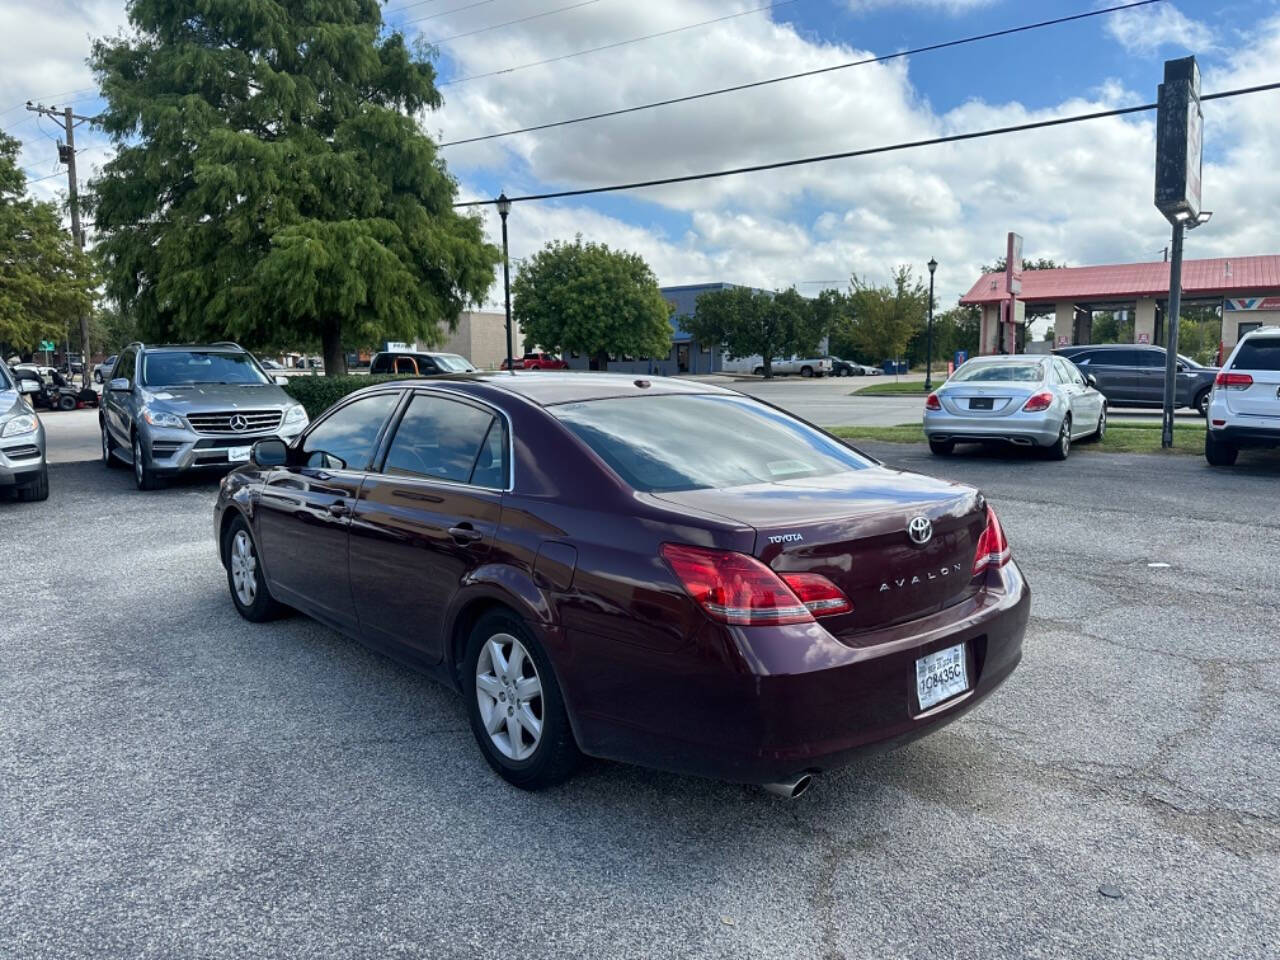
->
[[100, 342, 309, 490], [1, 357, 48, 501]]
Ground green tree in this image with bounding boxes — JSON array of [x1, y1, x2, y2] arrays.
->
[[512, 237, 672, 370], [88, 0, 497, 375], [684, 286, 818, 379], [844, 266, 929, 367], [0, 133, 95, 355], [981, 256, 1065, 274]]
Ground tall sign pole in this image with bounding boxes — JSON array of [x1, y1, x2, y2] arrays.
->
[[1154, 56, 1204, 449], [1004, 232, 1023, 355]]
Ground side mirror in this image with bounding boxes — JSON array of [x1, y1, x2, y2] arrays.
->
[[18, 379, 41, 394], [273, 374, 289, 386], [108, 377, 131, 392], [1086, 374, 1098, 388], [252, 438, 289, 467]]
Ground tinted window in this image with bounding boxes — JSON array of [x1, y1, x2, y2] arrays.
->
[[1133, 350, 1166, 368], [1232, 337, 1280, 371], [302, 393, 400, 470], [1058, 358, 1085, 385], [1063, 350, 1093, 365], [370, 354, 391, 375], [550, 394, 870, 493], [383, 395, 499, 485], [1088, 349, 1138, 367], [117, 349, 136, 382], [141, 350, 267, 386], [950, 362, 1046, 383]]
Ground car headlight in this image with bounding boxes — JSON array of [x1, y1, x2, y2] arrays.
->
[[283, 404, 308, 426], [1, 413, 39, 438], [141, 407, 185, 429]]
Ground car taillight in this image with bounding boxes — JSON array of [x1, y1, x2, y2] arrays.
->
[[780, 573, 853, 617], [972, 505, 1011, 576], [1022, 391, 1054, 412], [925, 393, 942, 411], [661, 543, 814, 625], [1215, 372, 1253, 389]]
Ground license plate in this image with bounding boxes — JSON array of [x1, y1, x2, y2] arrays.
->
[[968, 397, 993, 410], [916, 643, 969, 711], [227, 445, 252, 463]]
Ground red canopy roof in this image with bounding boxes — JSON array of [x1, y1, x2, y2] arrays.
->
[[960, 255, 1280, 306]]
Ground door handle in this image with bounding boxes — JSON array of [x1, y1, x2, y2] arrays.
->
[[328, 501, 350, 517], [449, 524, 484, 544]]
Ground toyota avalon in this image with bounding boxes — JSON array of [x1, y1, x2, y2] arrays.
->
[[214, 373, 1029, 796]]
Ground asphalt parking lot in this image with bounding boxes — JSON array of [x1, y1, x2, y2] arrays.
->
[[2, 418, 1278, 959]]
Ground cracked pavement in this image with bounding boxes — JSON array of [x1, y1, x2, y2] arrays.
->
[[1, 439, 1277, 960]]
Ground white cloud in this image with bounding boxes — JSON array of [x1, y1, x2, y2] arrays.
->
[[1103, 3, 1216, 55]]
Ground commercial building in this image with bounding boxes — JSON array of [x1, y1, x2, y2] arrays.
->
[[960, 254, 1280, 355], [562, 282, 748, 376], [402, 311, 521, 370]]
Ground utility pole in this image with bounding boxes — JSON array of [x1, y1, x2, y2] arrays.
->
[[26, 102, 95, 388]]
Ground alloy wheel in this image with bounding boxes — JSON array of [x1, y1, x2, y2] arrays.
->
[[475, 633, 544, 761], [229, 530, 258, 607], [1060, 421, 1071, 456]]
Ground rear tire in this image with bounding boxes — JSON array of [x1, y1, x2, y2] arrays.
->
[[753, 366, 765, 376], [1194, 389, 1210, 418], [1204, 431, 1239, 467], [1046, 416, 1071, 460], [223, 515, 286, 621], [101, 422, 121, 468], [464, 609, 579, 790], [928, 439, 955, 456], [800, 366, 814, 378], [58, 393, 77, 411], [16, 465, 49, 502]]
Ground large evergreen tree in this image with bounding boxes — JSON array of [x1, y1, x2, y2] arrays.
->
[[89, 0, 497, 374], [0, 133, 95, 354]]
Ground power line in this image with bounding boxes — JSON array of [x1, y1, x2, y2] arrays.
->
[[399, 0, 496, 26], [438, 0, 804, 86], [439, 0, 1164, 148], [452, 81, 1280, 207], [414, 0, 603, 39]]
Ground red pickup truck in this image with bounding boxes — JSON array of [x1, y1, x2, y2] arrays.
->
[[501, 351, 569, 370]]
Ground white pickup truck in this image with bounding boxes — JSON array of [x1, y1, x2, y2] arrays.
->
[[720, 355, 833, 377]]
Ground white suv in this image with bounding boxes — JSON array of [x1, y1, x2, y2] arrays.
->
[[1205, 326, 1280, 466]]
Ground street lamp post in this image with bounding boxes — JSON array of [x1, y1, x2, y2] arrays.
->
[[925, 257, 938, 391], [497, 193, 514, 374]]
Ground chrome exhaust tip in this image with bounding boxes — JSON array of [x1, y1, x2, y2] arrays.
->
[[762, 774, 814, 799]]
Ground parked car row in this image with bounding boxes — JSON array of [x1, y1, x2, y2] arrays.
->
[[0, 358, 49, 501]]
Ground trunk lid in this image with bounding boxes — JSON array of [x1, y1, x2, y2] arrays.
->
[[938, 383, 1039, 418], [653, 467, 987, 633]]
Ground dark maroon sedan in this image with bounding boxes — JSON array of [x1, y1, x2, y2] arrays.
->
[[214, 373, 1028, 796]]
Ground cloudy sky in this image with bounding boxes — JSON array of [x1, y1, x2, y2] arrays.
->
[[2, 0, 1278, 310]]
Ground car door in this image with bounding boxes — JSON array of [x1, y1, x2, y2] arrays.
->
[[348, 391, 508, 663], [1057, 358, 1101, 434], [1086, 349, 1140, 404], [104, 347, 137, 446], [1132, 348, 1169, 404], [255, 390, 403, 632]]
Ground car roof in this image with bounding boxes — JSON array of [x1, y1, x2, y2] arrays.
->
[[372, 371, 735, 406], [963, 355, 1046, 363], [1241, 325, 1280, 339], [140, 344, 246, 353]]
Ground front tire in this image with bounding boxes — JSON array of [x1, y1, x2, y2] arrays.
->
[[464, 610, 578, 790], [753, 366, 765, 376], [1205, 431, 1239, 467], [1091, 405, 1107, 442], [16, 465, 49, 502], [132, 435, 164, 490], [1046, 416, 1071, 460], [223, 516, 286, 621]]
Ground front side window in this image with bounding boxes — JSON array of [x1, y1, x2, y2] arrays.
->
[[301, 392, 400, 470], [117, 349, 136, 383], [1091, 349, 1138, 367], [382, 394, 502, 486], [141, 350, 268, 386], [950, 362, 1046, 383], [550, 394, 870, 493]]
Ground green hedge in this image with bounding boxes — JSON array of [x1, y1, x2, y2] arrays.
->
[[282, 374, 416, 419]]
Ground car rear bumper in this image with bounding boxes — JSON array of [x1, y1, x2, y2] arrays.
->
[[1208, 422, 1280, 448], [924, 411, 1060, 447], [563, 562, 1030, 784]]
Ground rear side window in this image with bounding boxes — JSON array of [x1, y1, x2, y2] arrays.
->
[[383, 394, 502, 486], [370, 354, 390, 375], [550, 394, 869, 493], [302, 392, 400, 470], [1133, 350, 1166, 368], [1231, 338, 1280, 371]]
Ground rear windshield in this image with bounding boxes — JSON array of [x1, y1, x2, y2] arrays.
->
[[141, 351, 268, 386], [1232, 338, 1280, 371], [950, 362, 1045, 383], [549, 394, 870, 493]]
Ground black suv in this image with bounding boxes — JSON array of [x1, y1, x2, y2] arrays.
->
[[1053, 344, 1217, 416]]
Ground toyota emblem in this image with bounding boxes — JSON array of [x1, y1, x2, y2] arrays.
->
[[907, 516, 933, 546], [229, 414, 249, 432]]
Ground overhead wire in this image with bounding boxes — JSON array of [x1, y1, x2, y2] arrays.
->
[[412, 0, 604, 39], [438, 0, 1165, 148], [451, 81, 1280, 207]]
